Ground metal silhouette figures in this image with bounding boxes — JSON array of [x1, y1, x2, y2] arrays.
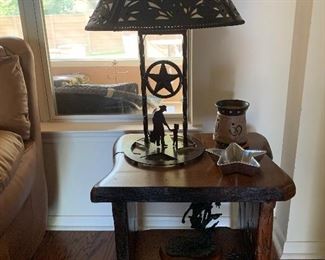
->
[[150, 105, 171, 148], [172, 124, 179, 149]]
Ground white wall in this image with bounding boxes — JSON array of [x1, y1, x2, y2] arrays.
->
[[43, 132, 119, 230], [42, 130, 231, 230], [192, 0, 296, 163], [280, 0, 325, 258], [274, 0, 313, 255]]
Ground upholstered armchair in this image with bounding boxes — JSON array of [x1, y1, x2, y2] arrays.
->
[[0, 37, 47, 259]]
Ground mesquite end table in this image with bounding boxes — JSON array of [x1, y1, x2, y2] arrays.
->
[[91, 133, 295, 260]]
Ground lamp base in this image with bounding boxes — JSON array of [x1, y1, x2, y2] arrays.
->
[[123, 134, 204, 167]]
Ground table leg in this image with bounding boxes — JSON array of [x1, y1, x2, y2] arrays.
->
[[112, 202, 137, 260], [255, 202, 276, 260], [239, 201, 275, 260], [238, 202, 260, 259]]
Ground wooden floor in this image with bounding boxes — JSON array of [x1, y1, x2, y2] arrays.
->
[[32, 231, 279, 260], [32, 232, 116, 260]]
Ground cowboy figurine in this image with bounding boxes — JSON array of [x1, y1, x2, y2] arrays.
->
[[151, 105, 171, 147]]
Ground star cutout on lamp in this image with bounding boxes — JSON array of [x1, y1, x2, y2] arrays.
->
[[149, 63, 178, 94], [145, 60, 182, 98]]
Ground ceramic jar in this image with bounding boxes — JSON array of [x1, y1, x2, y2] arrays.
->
[[214, 99, 250, 146]]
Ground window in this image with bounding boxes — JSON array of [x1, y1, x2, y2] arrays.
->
[[0, 0, 23, 38], [0, 0, 187, 120], [41, 0, 184, 116]]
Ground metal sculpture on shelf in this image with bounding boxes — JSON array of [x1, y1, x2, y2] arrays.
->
[[86, 0, 245, 166], [182, 202, 222, 230], [163, 202, 223, 258]]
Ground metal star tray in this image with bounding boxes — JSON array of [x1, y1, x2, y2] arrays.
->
[[206, 143, 266, 176]]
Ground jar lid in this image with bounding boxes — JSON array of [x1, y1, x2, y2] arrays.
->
[[215, 99, 249, 116]]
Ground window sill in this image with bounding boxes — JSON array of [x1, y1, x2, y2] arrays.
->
[[41, 121, 201, 135], [41, 121, 144, 134], [50, 58, 183, 67]]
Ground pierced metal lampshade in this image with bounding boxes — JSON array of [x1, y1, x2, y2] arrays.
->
[[85, 0, 245, 32]]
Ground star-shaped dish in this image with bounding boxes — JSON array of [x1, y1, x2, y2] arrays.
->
[[206, 143, 266, 176], [148, 63, 179, 95]]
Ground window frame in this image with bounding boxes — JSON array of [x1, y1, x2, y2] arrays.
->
[[17, 0, 193, 124]]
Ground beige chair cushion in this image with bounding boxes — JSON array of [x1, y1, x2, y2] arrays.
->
[[0, 130, 24, 193], [0, 53, 30, 140]]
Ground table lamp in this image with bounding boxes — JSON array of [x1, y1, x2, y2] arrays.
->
[[85, 0, 245, 166]]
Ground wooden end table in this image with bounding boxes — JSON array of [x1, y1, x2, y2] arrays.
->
[[91, 133, 295, 260]]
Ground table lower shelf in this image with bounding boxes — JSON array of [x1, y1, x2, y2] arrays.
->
[[134, 227, 253, 260]]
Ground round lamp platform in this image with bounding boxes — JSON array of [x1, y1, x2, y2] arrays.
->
[[122, 134, 205, 167]]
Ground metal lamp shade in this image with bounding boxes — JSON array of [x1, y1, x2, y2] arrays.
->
[[85, 0, 245, 32]]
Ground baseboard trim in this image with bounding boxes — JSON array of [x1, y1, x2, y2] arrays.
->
[[47, 215, 230, 231], [140, 216, 230, 230], [47, 215, 115, 231], [281, 241, 325, 259], [281, 253, 325, 259], [266, 218, 325, 259]]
